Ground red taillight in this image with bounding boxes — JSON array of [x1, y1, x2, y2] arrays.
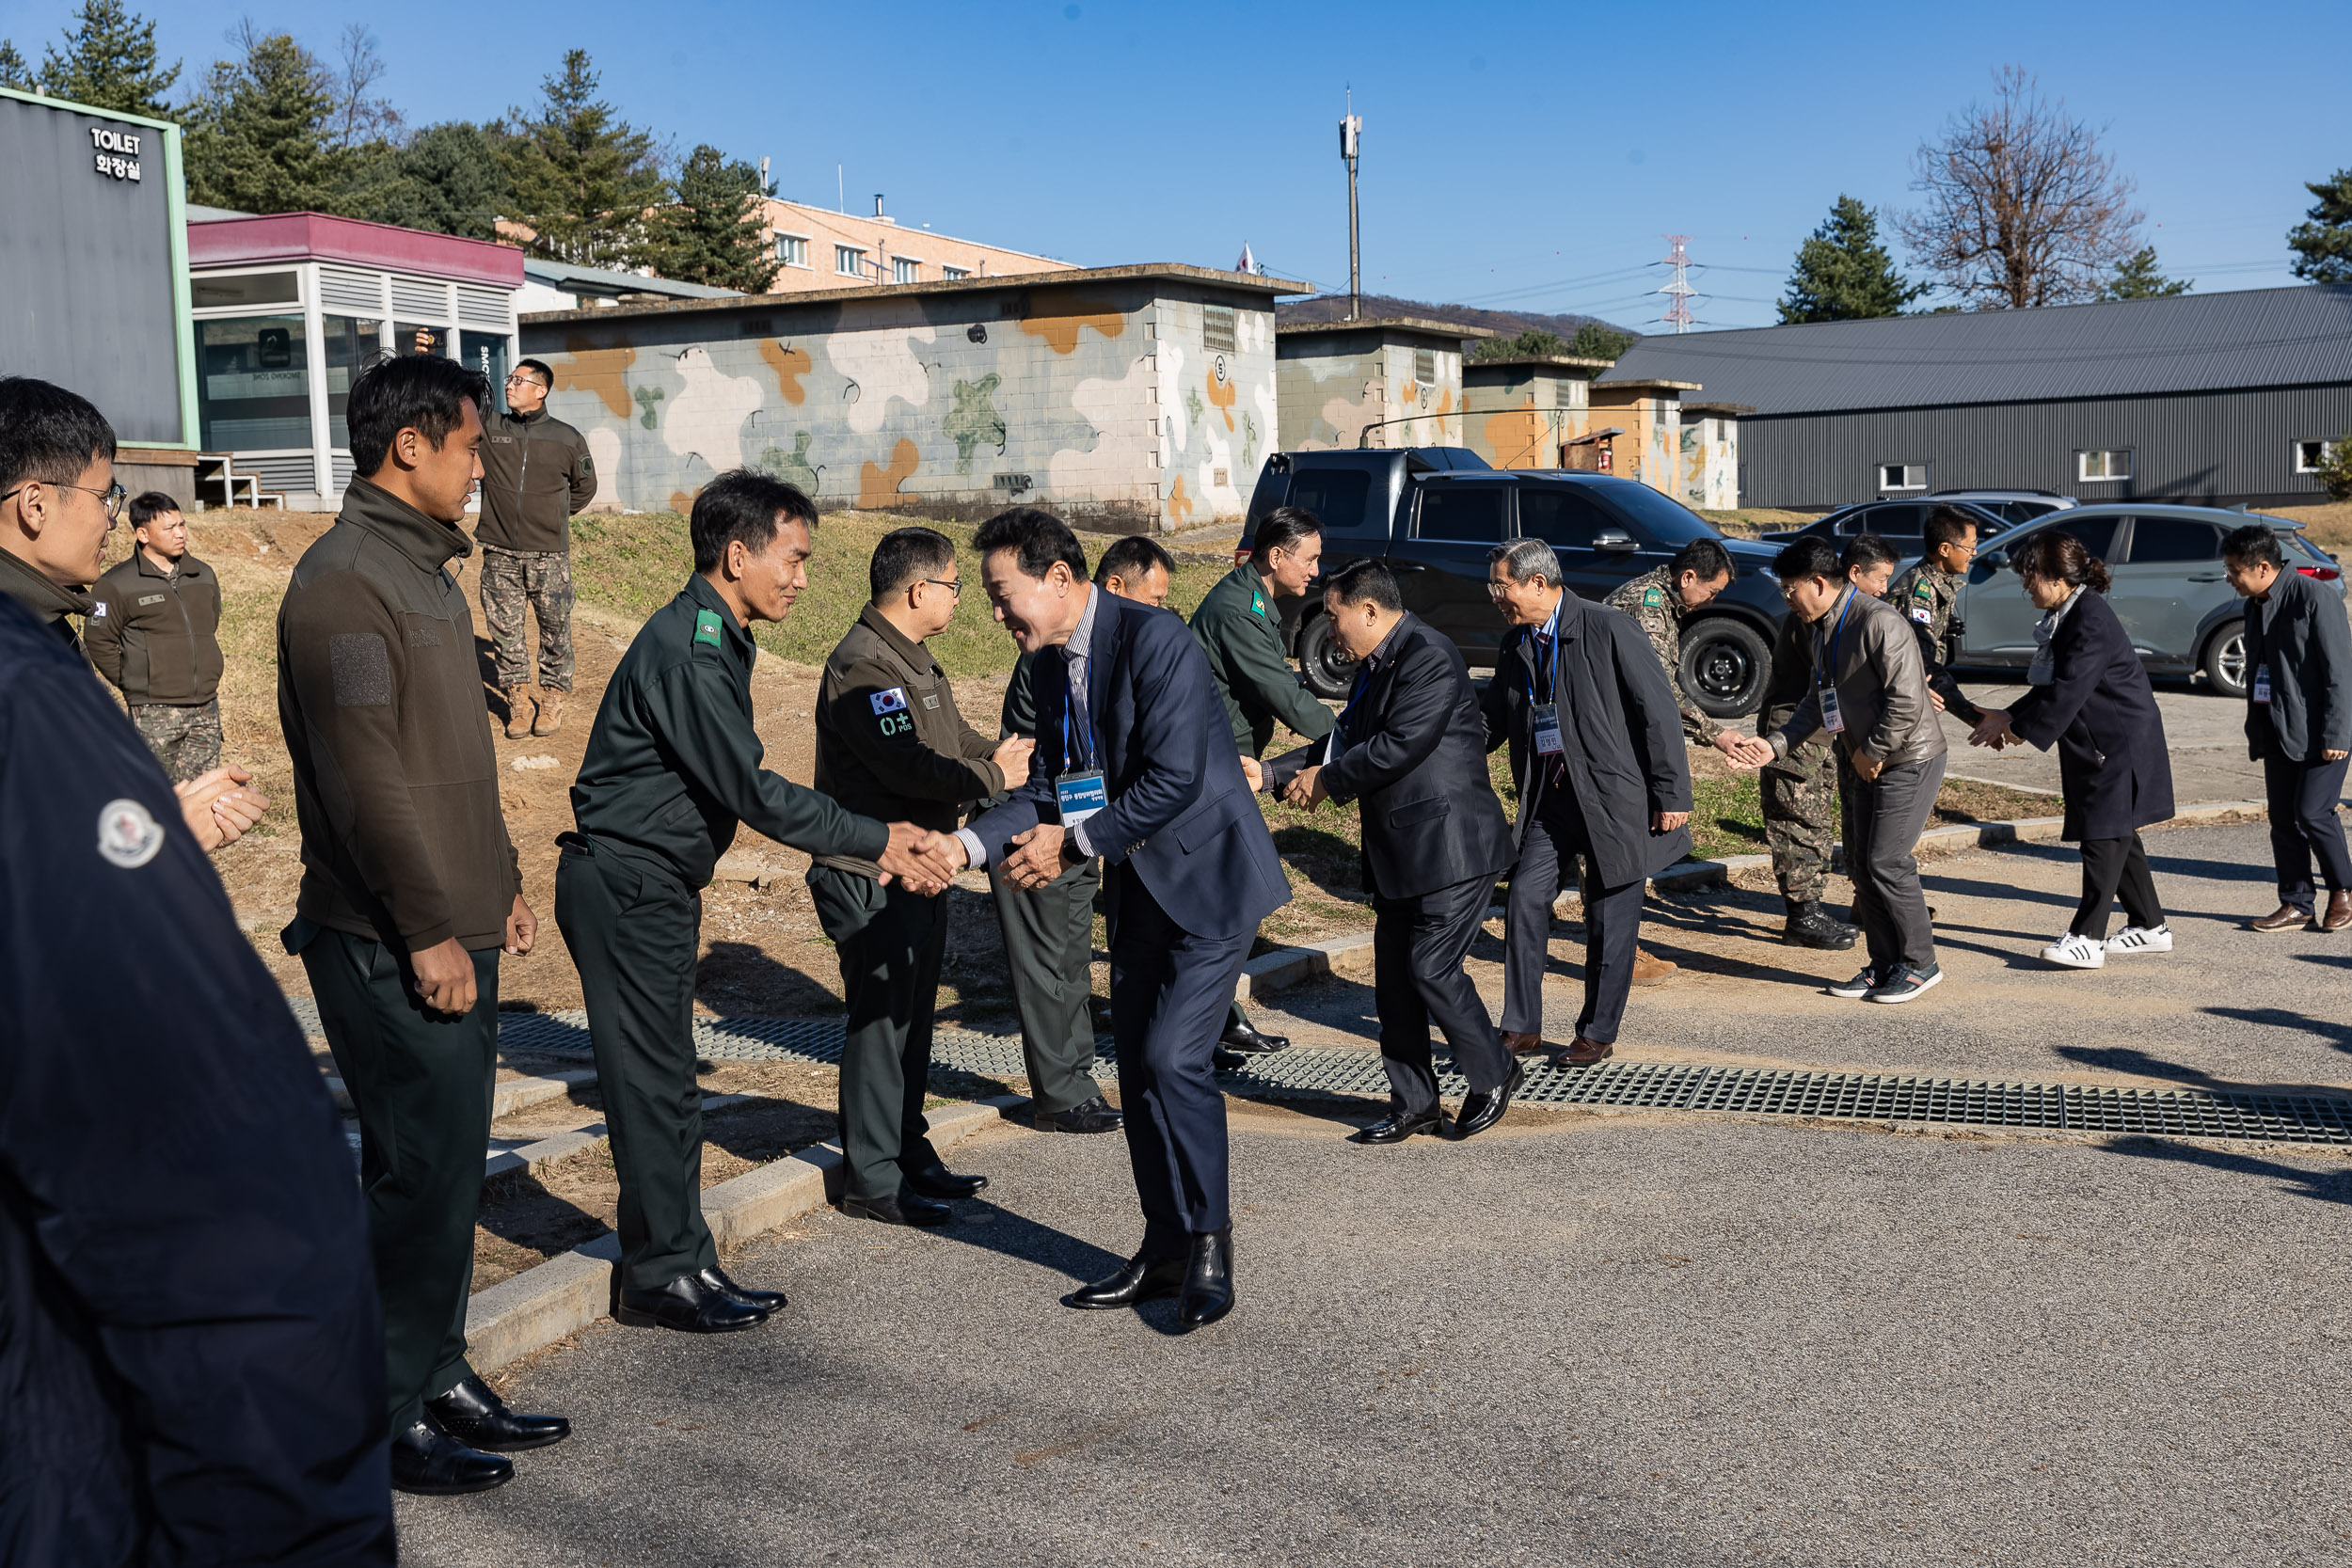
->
[[2297, 565, 2341, 581], [1233, 546, 1253, 567]]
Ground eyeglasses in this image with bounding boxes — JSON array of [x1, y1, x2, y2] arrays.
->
[[921, 578, 962, 598], [503, 373, 548, 388], [0, 479, 127, 522]]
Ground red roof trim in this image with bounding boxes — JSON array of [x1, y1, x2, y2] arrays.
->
[[187, 212, 524, 288]]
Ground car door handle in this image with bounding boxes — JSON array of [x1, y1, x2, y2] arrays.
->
[[2187, 574, 2222, 582]]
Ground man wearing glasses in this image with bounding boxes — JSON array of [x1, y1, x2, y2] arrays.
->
[[475, 358, 597, 738]]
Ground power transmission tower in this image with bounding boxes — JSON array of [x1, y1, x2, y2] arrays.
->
[[1657, 234, 1696, 333]]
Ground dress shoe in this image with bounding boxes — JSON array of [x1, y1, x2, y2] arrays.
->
[[425, 1373, 570, 1452], [905, 1161, 988, 1200], [2250, 903, 2311, 933], [615, 1271, 771, 1333], [1064, 1249, 1186, 1308], [1548, 1037, 1613, 1069], [2325, 891, 2352, 933], [1178, 1227, 1234, 1329], [1502, 1030, 1548, 1057], [1630, 947, 1677, 986], [1783, 898, 1860, 951], [389, 1416, 513, 1496], [1452, 1060, 1527, 1140], [1352, 1108, 1445, 1144], [1033, 1094, 1124, 1134], [698, 1264, 787, 1312], [842, 1189, 954, 1227], [1219, 1021, 1290, 1053]]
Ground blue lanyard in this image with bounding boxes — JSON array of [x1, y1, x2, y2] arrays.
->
[[1059, 673, 1100, 770], [1523, 605, 1563, 705], [1335, 660, 1379, 748], [1815, 588, 1854, 691]]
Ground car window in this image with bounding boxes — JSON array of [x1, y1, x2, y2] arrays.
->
[[1284, 468, 1378, 537], [1590, 481, 1718, 544], [2035, 515, 2121, 563], [1864, 503, 1928, 537], [1518, 486, 1618, 548], [1414, 485, 1508, 543], [2125, 517, 2220, 563]]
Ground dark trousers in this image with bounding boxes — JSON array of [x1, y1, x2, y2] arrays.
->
[[988, 854, 1104, 1115], [2263, 752, 2352, 913], [1502, 791, 1645, 1046], [2074, 832, 2163, 939], [297, 924, 498, 1429], [554, 844, 717, 1292], [1374, 871, 1510, 1117], [1842, 751, 1945, 974], [807, 864, 947, 1203], [1108, 873, 1251, 1255]]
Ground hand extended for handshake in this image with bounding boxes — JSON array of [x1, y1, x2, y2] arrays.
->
[[878, 821, 969, 895], [1967, 707, 2021, 752]]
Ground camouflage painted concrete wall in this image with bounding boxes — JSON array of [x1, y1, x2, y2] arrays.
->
[[1678, 412, 1740, 509], [516, 268, 1284, 531], [1275, 324, 1468, 452], [1589, 386, 1686, 499], [1463, 359, 1605, 468]]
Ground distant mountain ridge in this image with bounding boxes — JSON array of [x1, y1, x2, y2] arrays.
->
[[1275, 292, 1635, 342]]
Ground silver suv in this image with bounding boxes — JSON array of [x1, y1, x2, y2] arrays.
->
[[1925, 489, 2077, 527]]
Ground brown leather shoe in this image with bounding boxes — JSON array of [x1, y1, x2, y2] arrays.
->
[[1502, 1031, 1547, 1057], [2250, 904, 2311, 933], [1549, 1037, 1613, 1068], [532, 689, 566, 737], [2324, 891, 2352, 934], [501, 689, 532, 740], [1629, 947, 1677, 986]]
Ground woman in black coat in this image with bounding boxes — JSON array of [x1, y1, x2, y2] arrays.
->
[[1970, 529, 2176, 969]]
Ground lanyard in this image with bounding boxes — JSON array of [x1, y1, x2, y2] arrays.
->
[[1059, 665, 1100, 770], [1814, 587, 1854, 691], [1523, 605, 1563, 705]]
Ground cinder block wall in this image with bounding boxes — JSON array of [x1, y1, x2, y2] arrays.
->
[[1277, 326, 1466, 452]]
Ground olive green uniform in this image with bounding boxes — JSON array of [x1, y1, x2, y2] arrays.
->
[[87, 549, 226, 782], [1886, 562, 1983, 725], [809, 605, 1007, 1204], [1758, 613, 1840, 903], [476, 406, 596, 693], [558, 575, 888, 1291], [1606, 564, 1724, 747]]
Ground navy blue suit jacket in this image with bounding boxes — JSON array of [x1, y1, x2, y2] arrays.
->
[[967, 587, 1290, 942]]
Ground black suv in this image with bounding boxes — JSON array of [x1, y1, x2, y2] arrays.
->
[[1242, 447, 1789, 717]]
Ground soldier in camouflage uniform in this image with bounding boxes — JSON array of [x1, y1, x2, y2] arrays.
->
[[87, 494, 227, 783], [476, 359, 597, 738], [1756, 609, 1853, 947], [1884, 507, 1985, 726]]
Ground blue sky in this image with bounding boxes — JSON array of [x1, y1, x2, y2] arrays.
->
[[33, 0, 2350, 330]]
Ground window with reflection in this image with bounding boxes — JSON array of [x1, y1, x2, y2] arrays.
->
[[322, 317, 384, 448], [195, 316, 310, 450]]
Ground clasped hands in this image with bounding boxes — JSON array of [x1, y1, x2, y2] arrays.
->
[[1968, 707, 2021, 752], [879, 821, 969, 895]]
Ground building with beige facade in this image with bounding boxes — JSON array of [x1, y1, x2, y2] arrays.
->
[[758, 196, 1077, 293]]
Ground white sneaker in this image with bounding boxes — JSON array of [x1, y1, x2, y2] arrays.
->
[[2105, 924, 2172, 955], [2041, 931, 2106, 969]]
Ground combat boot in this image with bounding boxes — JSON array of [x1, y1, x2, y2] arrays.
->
[[1783, 897, 1859, 951], [501, 688, 532, 739], [532, 689, 566, 736]]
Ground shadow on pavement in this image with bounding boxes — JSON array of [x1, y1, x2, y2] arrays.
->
[[2201, 1006, 2352, 1056], [2145, 855, 2276, 884], [921, 1197, 1127, 1286], [2098, 1134, 2352, 1207], [2056, 1036, 2352, 1094]]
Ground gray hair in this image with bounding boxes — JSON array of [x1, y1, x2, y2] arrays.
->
[[1488, 538, 1562, 586]]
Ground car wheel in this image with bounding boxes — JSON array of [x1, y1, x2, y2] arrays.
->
[[2201, 622, 2248, 699], [1683, 617, 1770, 720], [1295, 610, 1356, 700]]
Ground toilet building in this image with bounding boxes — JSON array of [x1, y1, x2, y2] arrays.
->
[[1460, 353, 1613, 468], [1274, 317, 1487, 452]]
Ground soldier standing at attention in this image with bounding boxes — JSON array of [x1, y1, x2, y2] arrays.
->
[[1885, 507, 1986, 725], [476, 358, 596, 738], [559, 473, 955, 1327], [87, 492, 225, 783]]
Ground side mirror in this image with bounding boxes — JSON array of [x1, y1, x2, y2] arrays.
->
[[1594, 528, 1637, 552], [1981, 549, 2009, 570]]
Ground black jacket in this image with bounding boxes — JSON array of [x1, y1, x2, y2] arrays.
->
[[2242, 566, 2352, 765], [87, 549, 224, 705], [2009, 589, 2176, 842], [0, 594, 392, 1566], [474, 407, 596, 555], [1480, 589, 1692, 888], [1269, 612, 1510, 900]]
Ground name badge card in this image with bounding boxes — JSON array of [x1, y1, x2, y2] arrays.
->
[[1531, 702, 1564, 757], [2253, 665, 2273, 705], [1820, 685, 1846, 734], [1057, 768, 1108, 831]]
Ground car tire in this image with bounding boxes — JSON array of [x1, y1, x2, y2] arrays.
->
[[1683, 617, 1771, 720], [2201, 621, 2248, 699], [1295, 610, 1356, 700]]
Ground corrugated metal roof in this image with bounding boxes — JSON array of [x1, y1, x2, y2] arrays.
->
[[1597, 285, 2352, 415]]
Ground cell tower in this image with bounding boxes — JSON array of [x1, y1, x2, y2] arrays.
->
[[1657, 234, 1696, 333]]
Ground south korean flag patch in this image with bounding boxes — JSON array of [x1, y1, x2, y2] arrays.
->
[[871, 686, 914, 737]]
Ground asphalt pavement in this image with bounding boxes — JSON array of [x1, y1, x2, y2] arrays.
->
[[398, 821, 2352, 1566], [1937, 675, 2283, 806]]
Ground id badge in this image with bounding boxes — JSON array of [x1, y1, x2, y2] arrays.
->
[[1056, 768, 1108, 832], [2252, 665, 2273, 705], [1820, 685, 1846, 735], [1531, 702, 1564, 757]]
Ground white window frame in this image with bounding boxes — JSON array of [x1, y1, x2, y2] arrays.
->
[[1879, 463, 1928, 492], [942, 264, 970, 282], [2294, 439, 2336, 475], [2077, 449, 2132, 483], [892, 255, 922, 285], [835, 244, 867, 278], [774, 233, 809, 269]]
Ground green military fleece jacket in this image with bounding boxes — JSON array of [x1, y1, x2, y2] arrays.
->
[[278, 478, 521, 952], [570, 574, 888, 889], [1189, 564, 1336, 756], [812, 603, 1003, 877], [0, 544, 92, 654], [475, 406, 596, 555], [87, 549, 224, 705]]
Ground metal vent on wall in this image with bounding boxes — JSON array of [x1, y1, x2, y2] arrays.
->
[[318, 267, 382, 314], [238, 454, 318, 493], [389, 277, 449, 317], [455, 284, 511, 327]]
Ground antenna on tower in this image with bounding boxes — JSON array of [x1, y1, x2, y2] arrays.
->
[[1657, 234, 1696, 334]]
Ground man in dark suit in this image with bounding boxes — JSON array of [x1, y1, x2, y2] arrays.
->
[[945, 508, 1289, 1329], [1483, 538, 1692, 1068], [1268, 561, 1519, 1143]]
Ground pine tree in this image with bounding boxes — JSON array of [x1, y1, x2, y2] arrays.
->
[[2102, 245, 2191, 300], [1568, 322, 1634, 361], [1778, 196, 1926, 323], [1469, 329, 1571, 362], [183, 27, 347, 214], [501, 50, 662, 269], [351, 121, 514, 240], [34, 0, 178, 118], [2287, 167, 2352, 285], [640, 144, 779, 291], [0, 40, 33, 90]]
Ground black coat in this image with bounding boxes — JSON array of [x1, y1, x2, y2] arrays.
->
[[1479, 590, 1692, 888], [2241, 565, 2352, 765], [2009, 588, 2176, 841], [1268, 612, 1513, 900]]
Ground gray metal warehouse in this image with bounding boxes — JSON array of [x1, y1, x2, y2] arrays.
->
[[1601, 284, 2352, 511]]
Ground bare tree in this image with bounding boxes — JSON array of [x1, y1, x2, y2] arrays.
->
[[326, 23, 402, 150], [1898, 66, 2142, 309]]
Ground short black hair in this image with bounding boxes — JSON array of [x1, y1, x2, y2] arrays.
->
[[0, 375, 117, 497], [692, 468, 818, 574], [128, 491, 180, 530], [869, 525, 956, 600], [1924, 506, 1979, 551], [2222, 523, 2286, 569], [1095, 534, 1173, 587], [1254, 505, 1322, 559], [514, 357, 554, 388], [1775, 536, 1840, 581], [1670, 537, 1735, 585], [974, 506, 1087, 583], [1840, 532, 1899, 575], [346, 354, 491, 479], [1324, 558, 1402, 612]]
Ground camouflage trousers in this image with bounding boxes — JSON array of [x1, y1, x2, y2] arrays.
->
[[481, 545, 575, 692], [1762, 736, 1839, 902], [132, 698, 223, 784]]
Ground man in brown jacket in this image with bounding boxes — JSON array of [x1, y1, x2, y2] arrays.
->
[[476, 357, 596, 738], [278, 354, 569, 1497], [87, 493, 226, 782]]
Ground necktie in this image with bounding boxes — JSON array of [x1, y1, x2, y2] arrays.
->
[[1535, 632, 1565, 787]]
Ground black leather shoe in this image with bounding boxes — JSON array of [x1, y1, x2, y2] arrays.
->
[[425, 1373, 570, 1453], [1033, 1095, 1124, 1134], [389, 1416, 514, 1496], [842, 1190, 954, 1227], [1178, 1227, 1234, 1329], [1218, 1021, 1289, 1054], [697, 1264, 786, 1312], [1453, 1060, 1527, 1141], [614, 1272, 771, 1333], [1352, 1109, 1445, 1144], [905, 1161, 988, 1200], [1064, 1250, 1186, 1308]]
